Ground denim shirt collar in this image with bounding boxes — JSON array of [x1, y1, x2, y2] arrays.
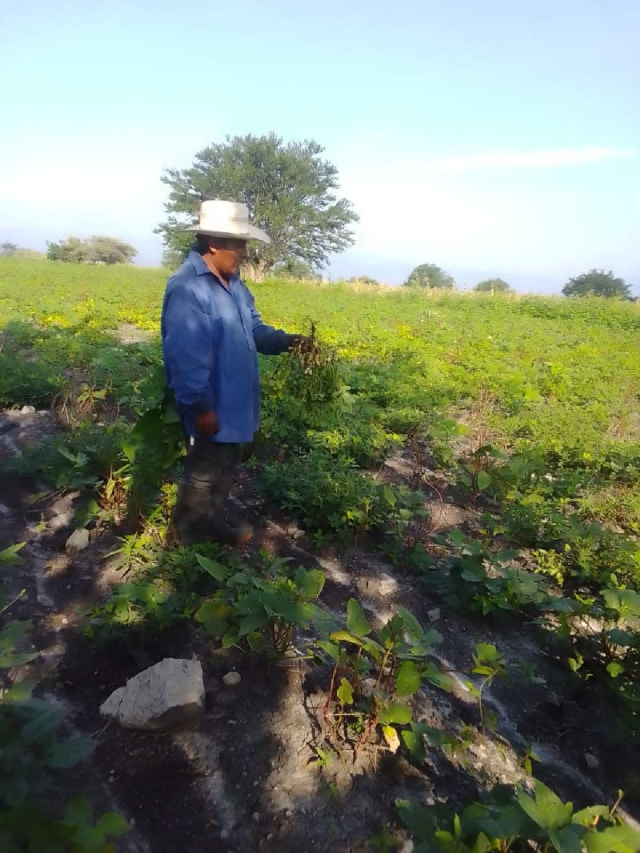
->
[[188, 250, 240, 288]]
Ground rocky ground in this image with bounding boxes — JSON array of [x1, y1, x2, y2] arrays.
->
[[1, 406, 639, 853]]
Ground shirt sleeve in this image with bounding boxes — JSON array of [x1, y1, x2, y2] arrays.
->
[[245, 286, 292, 355], [162, 284, 216, 417]]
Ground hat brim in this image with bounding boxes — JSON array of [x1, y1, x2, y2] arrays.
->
[[181, 223, 271, 244]]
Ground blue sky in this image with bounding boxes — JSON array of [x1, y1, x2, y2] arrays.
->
[[0, 0, 638, 291]]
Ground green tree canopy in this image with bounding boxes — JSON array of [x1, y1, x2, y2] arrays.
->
[[475, 277, 511, 293], [403, 263, 455, 290], [270, 259, 317, 280], [157, 133, 358, 279], [46, 236, 136, 264], [562, 269, 631, 299]]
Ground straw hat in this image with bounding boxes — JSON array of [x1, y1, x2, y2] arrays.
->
[[181, 200, 270, 243]]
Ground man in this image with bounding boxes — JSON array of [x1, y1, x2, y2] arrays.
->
[[161, 199, 303, 546]]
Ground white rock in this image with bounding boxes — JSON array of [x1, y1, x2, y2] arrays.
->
[[286, 525, 298, 536], [585, 752, 599, 770], [20, 405, 36, 415], [293, 529, 306, 540], [223, 671, 241, 686], [361, 678, 377, 698], [427, 608, 441, 622], [100, 658, 205, 731], [65, 528, 89, 552]]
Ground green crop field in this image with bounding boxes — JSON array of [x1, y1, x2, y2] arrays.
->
[[2, 257, 640, 848]]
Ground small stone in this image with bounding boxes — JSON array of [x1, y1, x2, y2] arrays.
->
[[227, 719, 238, 726], [585, 752, 599, 770], [293, 529, 306, 540], [252, 812, 260, 822], [267, 834, 274, 841], [65, 528, 89, 552], [286, 525, 298, 536], [20, 405, 36, 415], [108, 775, 115, 783], [223, 671, 241, 686], [427, 608, 441, 622], [285, 810, 293, 817]]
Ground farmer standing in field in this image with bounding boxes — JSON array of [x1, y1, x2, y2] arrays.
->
[[161, 200, 305, 546]]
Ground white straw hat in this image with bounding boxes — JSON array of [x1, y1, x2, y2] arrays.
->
[[181, 200, 270, 243]]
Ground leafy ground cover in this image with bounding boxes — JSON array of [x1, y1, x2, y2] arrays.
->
[[1, 257, 640, 851]]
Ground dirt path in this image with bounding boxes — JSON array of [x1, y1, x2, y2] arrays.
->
[[1, 408, 638, 852]]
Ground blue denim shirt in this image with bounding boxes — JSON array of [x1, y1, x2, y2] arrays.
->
[[161, 251, 291, 443]]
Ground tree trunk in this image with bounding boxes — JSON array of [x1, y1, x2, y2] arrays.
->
[[243, 259, 271, 282]]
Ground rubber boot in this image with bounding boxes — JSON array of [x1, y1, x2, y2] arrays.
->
[[207, 469, 254, 546], [173, 478, 212, 545]]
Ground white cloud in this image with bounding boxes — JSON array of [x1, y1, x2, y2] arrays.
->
[[417, 147, 634, 174]]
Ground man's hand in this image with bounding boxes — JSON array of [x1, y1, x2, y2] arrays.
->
[[287, 334, 309, 351], [196, 411, 220, 435]]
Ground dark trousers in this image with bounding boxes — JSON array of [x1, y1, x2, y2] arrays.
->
[[174, 440, 243, 544]]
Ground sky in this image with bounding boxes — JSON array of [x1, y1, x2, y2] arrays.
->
[[0, 0, 639, 292]]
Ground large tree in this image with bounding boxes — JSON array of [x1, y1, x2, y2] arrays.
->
[[157, 133, 358, 279], [46, 236, 136, 264], [475, 277, 510, 293], [403, 263, 455, 290], [0, 241, 18, 256], [562, 269, 631, 299]]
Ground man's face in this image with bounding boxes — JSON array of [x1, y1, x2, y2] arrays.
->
[[209, 237, 248, 278]]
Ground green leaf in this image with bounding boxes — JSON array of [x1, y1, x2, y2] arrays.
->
[[516, 782, 573, 831], [396, 661, 422, 697], [336, 677, 354, 706], [584, 825, 640, 853], [294, 568, 325, 598], [196, 554, 228, 582], [477, 470, 491, 491], [2, 680, 35, 704], [397, 798, 437, 839], [606, 662, 625, 679], [0, 649, 38, 667], [247, 632, 268, 653], [346, 598, 372, 636], [395, 605, 424, 642], [96, 812, 130, 837], [221, 627, 239, 648], [48, 735, 95, 769], [383, 485, 397, 507], [0, 542, 26, 566], [379, 702, 413, 725], [474, 643, 502, 663], [550, 825, 584, 853], [64, 796, 93, 826], [329, 630, 365, 647], [237, 609, 270, 637], [572, 806, 611, 826], [121, 442, 136, 464], [401, 729, 426, 762], [21, 706, 66, 744], [194, 600, 230, 637], [472, 831, 493, 853]]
